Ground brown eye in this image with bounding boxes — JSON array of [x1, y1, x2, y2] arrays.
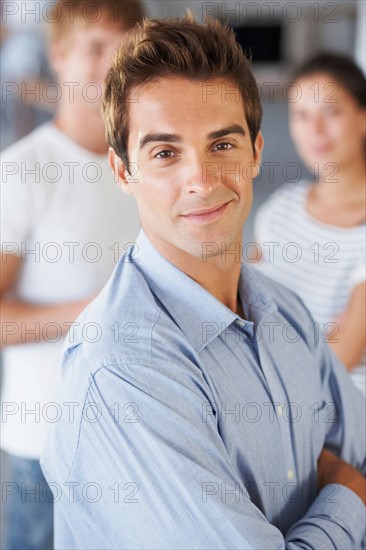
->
[[87, 43, 103, 55], [291, 111, 307, 120], [323, 107, 339, 116], [214, 142, 233, 151], [155, 150, 174, 159]]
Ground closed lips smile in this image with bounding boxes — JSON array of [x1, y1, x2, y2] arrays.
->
[[181, 202, 231, 223]]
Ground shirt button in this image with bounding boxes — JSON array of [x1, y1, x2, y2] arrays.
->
[[287, 469, 294, 481], [277, 405, 283, 416]]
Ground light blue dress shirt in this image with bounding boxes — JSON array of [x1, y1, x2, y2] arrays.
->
[[41, 230, 366, 549]]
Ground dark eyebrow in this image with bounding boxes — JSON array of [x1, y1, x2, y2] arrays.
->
[[139, 124, 246, 151], [207, 124, 246, 140], [139, 133, 182, 150]]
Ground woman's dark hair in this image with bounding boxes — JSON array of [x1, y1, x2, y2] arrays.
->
[[292, 52, 366, 109]]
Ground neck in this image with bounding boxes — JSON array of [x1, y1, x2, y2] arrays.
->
[[147, 232, 243, 314], [318, 155, 365, 199], [54, 102, 108, 155]]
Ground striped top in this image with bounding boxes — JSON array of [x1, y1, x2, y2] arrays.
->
[[253, 181, 365, 395]]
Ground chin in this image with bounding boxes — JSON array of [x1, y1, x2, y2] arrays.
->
[[181, 231, 241, 261]]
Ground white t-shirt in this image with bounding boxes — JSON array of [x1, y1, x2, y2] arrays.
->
[[253, 181, 365, 396], [1, 122, 140, 458]]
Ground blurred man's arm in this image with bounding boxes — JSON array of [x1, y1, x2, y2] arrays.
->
[[0, 253, 94, 348]]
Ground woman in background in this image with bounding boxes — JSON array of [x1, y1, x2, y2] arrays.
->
[[253, 53, 365, 395]]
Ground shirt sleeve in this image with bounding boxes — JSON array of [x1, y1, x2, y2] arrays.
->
[[42, 357, 366, 550]]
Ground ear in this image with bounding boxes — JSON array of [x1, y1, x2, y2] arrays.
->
[[48, 38, 67, 75], [253, 131, 264, 165], [108, 148, 134, 195]]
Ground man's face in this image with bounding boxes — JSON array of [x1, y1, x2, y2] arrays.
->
[[289, 73, 365, 170], [116, 76, 263, 260], [51, 19, 126, 110]]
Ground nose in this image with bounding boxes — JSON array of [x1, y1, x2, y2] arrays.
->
[[184, 152, 221, 197], [310, 113, 326, 136]]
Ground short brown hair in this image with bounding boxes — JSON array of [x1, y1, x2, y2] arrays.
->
[[47, 0, 144, 43], [102, 12, 262, 169]]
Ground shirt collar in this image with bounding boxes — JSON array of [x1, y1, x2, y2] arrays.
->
[[134, 230, 277, 352]]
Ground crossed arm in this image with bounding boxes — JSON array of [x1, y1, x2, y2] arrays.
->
[[330, 281, 366, 371], [42, 354, 366, 550]]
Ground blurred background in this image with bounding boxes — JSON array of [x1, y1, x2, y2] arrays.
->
[[1, 0, 364, 239], [1, 1, 365, 547]]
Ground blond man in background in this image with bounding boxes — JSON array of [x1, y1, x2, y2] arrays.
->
[[0, 2, 143, 548]]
